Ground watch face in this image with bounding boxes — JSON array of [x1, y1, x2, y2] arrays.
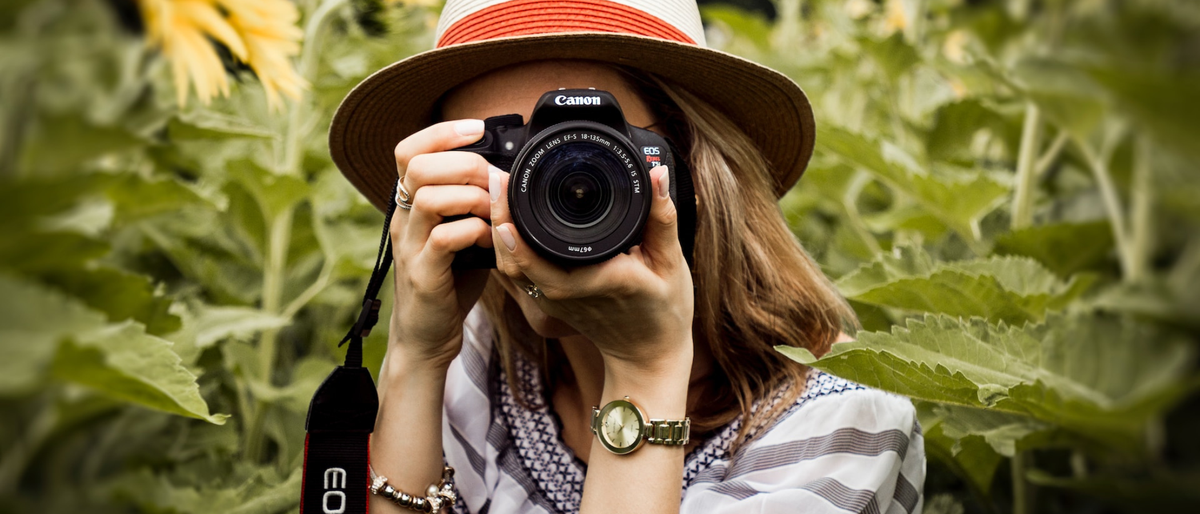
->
[[597, 399, 644, 454]]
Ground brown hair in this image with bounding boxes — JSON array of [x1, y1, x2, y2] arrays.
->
[[479, 68, 857, 455]]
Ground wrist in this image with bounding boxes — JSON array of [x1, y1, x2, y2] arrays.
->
[[379, 346, 451, 394], [601, 330, 693, 382], [601, 335, 693, 419]]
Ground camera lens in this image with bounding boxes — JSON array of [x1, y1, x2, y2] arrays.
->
[[531, 141, 629, 243], [548, 163, 613, 228], [509, 123, 652, 265]]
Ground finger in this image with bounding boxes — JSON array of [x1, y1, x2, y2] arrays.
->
[[407, 184, 492, 246], [405, 151, 498, 191], [394, 119, 486, 175], [489, 169, 570, 296], [638, 165, 683, 272], [415, 216, 494, 276]]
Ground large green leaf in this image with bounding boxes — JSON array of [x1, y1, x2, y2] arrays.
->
[[165, 303, 290, 365], [926, 99, 1016, 162], [1087, 66, 1200, 161], [36, 265, 181, 336], [836, 245, 1094, 324], [818, 126, 1009, 240], [51, 319, 229, 424], [778, 313, 1194, 449], [0, 274, 107, 395], [993, 220, 1115, 278], [917, 402, 1013, 495]]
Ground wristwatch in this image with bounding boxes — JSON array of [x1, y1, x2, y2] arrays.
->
[[591, 396, 691, 455]]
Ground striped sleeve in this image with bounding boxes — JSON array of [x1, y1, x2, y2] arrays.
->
[[681, 388, 925, 514], [442, 305, 502, 514]]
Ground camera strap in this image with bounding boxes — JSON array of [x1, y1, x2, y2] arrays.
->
[[300, 183, 397, 514]]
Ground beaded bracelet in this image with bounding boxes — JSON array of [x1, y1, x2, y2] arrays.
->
[[369, 465, 457, 513]]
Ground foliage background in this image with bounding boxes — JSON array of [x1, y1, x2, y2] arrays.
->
[[1, 0, 1197, 513]]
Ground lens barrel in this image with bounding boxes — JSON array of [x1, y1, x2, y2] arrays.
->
[[508, 121, 651, 265]]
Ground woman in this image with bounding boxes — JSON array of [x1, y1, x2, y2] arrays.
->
[[328, 2, 924, 513]]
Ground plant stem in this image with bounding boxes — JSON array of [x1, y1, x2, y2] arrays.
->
[[1129, 135, 1153, 284], [1034, 131, 1068, 177], [1012, 451, 1031, 514], [258, 210, 295, 382], [844, 171, 883, 255], [1011, 102, 1042, 230], [246, 0, 347, 462], [1076, 136, 1133, 280]]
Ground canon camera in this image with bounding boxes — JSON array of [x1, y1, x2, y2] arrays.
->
[[448, 89, 695, 269]]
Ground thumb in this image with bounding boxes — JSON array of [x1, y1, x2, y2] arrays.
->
[[638, 165, 683, 270]]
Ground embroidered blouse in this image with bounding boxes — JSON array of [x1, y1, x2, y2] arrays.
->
[[436, 305, 925, 513]]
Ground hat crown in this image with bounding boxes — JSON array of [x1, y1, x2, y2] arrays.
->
[[434, 0, 707, 48]]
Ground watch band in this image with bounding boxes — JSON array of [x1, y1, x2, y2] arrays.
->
[[644, 418, 691, 446]]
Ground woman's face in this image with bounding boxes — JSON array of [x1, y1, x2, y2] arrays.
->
[[440, 60, 661, 339]]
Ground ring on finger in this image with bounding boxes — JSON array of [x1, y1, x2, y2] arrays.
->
[[395, 177, 413, 211], [524, 283, 542, 299]]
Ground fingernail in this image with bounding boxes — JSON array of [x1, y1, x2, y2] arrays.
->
[[455, 119, 485, 137], [656, 166, 670, 199], [497, 225, 516, 251], [489, 168, 501, 202]]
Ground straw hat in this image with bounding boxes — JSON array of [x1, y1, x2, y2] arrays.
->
[[329, 0, 816, 212]]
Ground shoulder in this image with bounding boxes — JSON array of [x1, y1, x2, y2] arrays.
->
[[680, 370, 925, 514], [752, 369, 920, 448]]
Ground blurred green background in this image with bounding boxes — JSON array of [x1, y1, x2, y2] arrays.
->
[[1, 0, 1198, 512]]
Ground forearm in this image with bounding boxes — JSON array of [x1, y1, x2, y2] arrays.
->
[[371, 345, 451, 513], [579, 334, 694, 514]]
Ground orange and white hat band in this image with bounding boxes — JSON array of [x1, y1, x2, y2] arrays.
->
[[435, 0, 708, 48]]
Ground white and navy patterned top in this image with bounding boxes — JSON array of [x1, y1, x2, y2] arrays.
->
[[435, 305, 925, 514]]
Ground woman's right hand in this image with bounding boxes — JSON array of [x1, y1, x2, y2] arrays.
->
[[387, 119, 496, 368]]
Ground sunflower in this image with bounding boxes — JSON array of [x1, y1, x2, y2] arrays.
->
[[138, 0, 305, 110]]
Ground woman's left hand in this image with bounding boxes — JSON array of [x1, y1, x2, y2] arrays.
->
[[489, 165, 694, 372]]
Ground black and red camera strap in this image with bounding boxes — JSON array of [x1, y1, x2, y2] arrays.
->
[[299, 182, 397, 514]]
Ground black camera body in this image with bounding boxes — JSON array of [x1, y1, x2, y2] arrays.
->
[[449, 89, 695, 269]]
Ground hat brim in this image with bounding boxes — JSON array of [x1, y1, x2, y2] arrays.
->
[[329, 32, 815, 213]]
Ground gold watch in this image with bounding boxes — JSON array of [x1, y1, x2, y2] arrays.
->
[[590, 396, 691, 455]]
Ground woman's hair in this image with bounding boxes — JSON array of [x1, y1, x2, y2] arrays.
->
[[479, 66, 857, 455]]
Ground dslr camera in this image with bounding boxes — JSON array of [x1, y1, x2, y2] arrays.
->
[[449, 88, 696, 269]]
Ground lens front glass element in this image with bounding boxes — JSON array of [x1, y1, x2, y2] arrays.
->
[[532, 141, 629, 243]]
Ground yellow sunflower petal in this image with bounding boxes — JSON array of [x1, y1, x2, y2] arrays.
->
[[175, 0, 248, 60]]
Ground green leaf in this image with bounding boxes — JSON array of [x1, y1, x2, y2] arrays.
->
[[167, 110, 275, 140], [17, 113, 147, 174], [993, 220, 1115, 277], [228, 159, 310, 220], [926, 99, 1014, 162], [1012, 58, 1107, 138], [819, 126, 1009, 240], [100, 173, 214, 223], [837, 245, 1093, 324], [860, 33, 921, 81], [1088, 66, 1200, 161], [0, 274, 107, 395], [165, 303, 290, 365], [777, 313, 1194, 449], [36, 265, 181, 335], [0, 229, 109, 273], [917, 402, 1007, 494], [51, 319, 228, 424]]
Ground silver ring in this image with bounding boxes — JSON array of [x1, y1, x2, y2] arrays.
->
[[396, 177, 413, 211], [524, 284, 542, 298]]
